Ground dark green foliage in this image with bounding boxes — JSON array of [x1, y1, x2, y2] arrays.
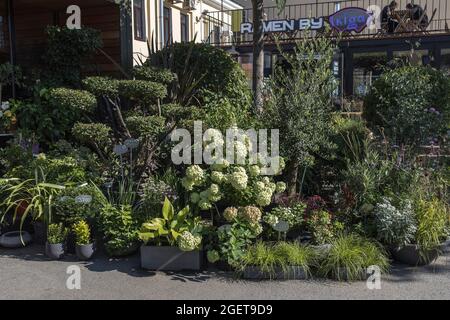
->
[[72, 122, 112, 147], [149, 42, 251, 107], [133, 65, 175, 85], [118, 80, 167, 105], [48, 88, 97, 113], [125, 115, 166, 139], [44, 26, 102, 87], [82, 77, 120, 98], [364, 66, 450, 146]]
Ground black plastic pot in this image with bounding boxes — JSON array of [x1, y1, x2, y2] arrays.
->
[[242, 266, 308, 280], [140, 245, 202, 271], [76, 243, 95, 260], [45, 242, 64, 260], [33, 221, 46, 245], [390, 244, 441, 266]]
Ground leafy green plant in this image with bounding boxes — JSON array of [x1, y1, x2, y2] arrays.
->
[[319, 234, 389, 281], [98, 204, 139, 256], [118, 80, 167, 107], [47, 223, 68, 244], [306, 210, 337, 245], [72, 220, 91, 245], [44, 26, 102, 87], [263, 33, 337, 195], [364, 66, 450, 146], [0, 175, 65, 233], [138, 197, 203, 249]]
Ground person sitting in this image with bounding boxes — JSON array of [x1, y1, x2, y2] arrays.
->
[[406, 3, 428, 28], [381, 1, 399, 33]]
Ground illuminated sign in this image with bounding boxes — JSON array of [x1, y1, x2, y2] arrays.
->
[[329, 7, 372, 33], [240, 18, 324, 34]]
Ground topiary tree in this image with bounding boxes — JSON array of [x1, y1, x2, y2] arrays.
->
[[148, 42, 252, 109], [363, 66, 450, 147]]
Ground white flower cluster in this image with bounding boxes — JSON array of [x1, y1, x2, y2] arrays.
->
[[177, 231, 202, 252], [182, 165, 205, 191]]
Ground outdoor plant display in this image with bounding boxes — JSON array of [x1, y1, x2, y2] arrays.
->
[[238, 241, 318, 280], [73, 220, 95, 260], [45, 223, 68, 260], [138, 198, 205, 270]]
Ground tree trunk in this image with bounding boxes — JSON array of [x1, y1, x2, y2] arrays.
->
[[252, 0, 264, 113], [287, 159, 299, 196]]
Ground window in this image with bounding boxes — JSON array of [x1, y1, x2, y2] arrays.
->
[[352, 52, 388, 97], [393, 50, 429, 66], [163, 7, 172, 45], [133, 0, 146, 41], [181, 13, 189, 42], [440, 48, 450, 75]]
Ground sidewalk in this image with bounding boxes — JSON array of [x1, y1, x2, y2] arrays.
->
[[0, 244, 449, 300]]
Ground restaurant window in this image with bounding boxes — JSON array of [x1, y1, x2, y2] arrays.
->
[[393, 50, 429, 66], [352, 52, 388, 97], [181, 13, 189, 42], [163, 7, 172, 45], [440, 48, 450, 75], [133, 0, 146, 41]]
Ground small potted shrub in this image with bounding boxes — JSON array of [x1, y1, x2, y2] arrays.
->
[[73, 220, 95, 260], [374, 197, 449, 266], [45, 223, 68, 260], [139, 197, 204, 271]]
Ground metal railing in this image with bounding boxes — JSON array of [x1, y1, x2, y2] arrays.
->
[[204, 0, 450, 45]]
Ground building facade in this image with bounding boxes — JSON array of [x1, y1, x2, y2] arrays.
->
[[0, 0, 243, 76]]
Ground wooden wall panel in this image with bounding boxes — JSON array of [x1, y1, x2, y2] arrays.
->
[[13, 1, 122, 77]]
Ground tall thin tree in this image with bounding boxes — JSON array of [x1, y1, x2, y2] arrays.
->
[[251, 0, 286, 112]]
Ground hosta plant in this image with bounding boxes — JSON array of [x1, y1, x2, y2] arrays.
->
[[138, 197, 204, 251]]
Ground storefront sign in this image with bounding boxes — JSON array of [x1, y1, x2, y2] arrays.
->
[[329, 7, 371, 33], [240, 18, 324, 34]]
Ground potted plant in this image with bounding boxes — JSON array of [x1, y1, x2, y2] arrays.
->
[[45, 223, 68, 260], [374, 197, 449, 266], [0, 176, 65, 245], [238, 241, 317, 280], [139, 197, 204, 271], [73, 220, 95, 260]]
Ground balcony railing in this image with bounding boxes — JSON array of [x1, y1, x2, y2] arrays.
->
[[204, 0, 450, 46]]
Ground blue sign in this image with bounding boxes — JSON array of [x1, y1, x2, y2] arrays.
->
[[329, 7, 371, 33]]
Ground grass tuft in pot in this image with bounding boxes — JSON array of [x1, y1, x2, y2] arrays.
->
[[319, 234, 389, 281]]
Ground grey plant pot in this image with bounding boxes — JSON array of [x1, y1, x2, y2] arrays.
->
[[45, 242, 65, 260], [242, 266, 308, 280], [390, 244, 441, 266], [140, 245, 202, 271], [76, 243, 95, 261], [0, 231, 32, 248]]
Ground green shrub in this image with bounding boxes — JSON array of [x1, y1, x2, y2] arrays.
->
[[47, 223, 68, 244], [72, 122, 111, 146], [82, 77, 120, 98], [48, 88, 97, 113], [319, 234, 389, 281], [133, 65, 175, 84], [73, 220, 91, 245], [118, 80, 167, 105], [125, 115, 166, 139], [364, 66, 450, 146], [415, 198, 449, 251], [149, 42, 251, 107], [98, 204, 139, 256], [44, 26, 102, 87]]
